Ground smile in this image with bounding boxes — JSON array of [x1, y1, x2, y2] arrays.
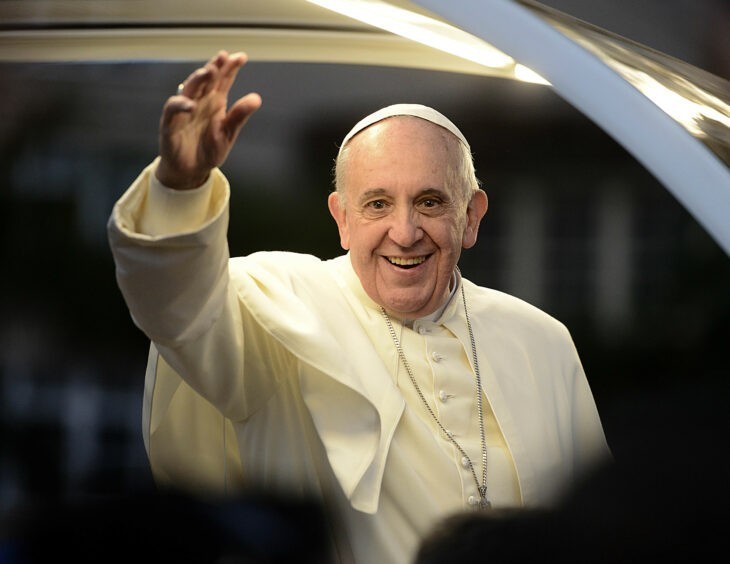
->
[[387, 256, 427, 268]]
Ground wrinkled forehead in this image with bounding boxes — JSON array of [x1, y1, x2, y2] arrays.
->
[[338, 103, 470, 156]]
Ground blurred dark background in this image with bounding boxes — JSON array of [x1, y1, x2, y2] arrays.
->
[[0, 0, 728, 551]]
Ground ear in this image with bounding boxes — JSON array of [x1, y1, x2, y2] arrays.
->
[[328, 191, 351, 250], [462, 189, 488, 249]]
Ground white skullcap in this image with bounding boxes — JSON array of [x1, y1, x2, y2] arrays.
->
[[338, 103, 470, 155]]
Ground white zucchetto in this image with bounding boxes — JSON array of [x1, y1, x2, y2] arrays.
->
[[338, 103, 470, 155]]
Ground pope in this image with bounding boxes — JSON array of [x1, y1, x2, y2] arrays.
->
[[108, 51, 610, 564]]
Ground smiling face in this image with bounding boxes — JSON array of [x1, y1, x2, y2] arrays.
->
[[328, 116, 488, 318]]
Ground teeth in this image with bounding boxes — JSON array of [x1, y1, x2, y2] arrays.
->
[[388, 256, 426, 266]]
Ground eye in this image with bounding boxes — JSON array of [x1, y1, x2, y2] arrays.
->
[[365, 199, 389, 211], [417, 196, 445, 211]]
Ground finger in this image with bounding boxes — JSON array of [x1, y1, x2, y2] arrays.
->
[[223, 92, 262, 141], [160, 96, 195, 132], [217, 52, 248, 95], [179, 66, 218, 100], [178, 50, 229, 98], [210, 50, 229, 69], [202, 51, 229, 93]]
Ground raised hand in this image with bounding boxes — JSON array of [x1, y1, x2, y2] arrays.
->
[[156, 51, 262, 190]]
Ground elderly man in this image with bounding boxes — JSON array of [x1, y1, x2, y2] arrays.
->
[[109, 52, 610, 564]]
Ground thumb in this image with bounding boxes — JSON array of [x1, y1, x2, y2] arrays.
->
[[223, 92, 263, 141]]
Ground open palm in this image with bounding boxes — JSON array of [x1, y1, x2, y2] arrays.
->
[[157, 51, 262, 190]]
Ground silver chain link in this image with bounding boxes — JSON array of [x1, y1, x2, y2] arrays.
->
[[380, 283, 490, 509]]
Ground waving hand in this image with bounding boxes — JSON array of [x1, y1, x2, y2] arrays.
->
[[156, 51, 262, 190]]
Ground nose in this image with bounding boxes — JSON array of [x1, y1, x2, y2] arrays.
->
[[388, 208, 423, 247]]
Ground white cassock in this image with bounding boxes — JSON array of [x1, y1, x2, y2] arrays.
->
[[108, 160, 611, 564]]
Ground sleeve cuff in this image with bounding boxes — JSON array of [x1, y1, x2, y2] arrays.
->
[[139, 164, 216, 236]]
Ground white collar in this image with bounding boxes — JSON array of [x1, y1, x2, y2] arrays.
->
[[404, 269, 460, 328]]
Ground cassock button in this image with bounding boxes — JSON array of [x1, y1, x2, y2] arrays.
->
[[438, 390, 449, 402], [467, 495, 479, 506], [461, 456, 471, 469], [431, 351, 443, 362]]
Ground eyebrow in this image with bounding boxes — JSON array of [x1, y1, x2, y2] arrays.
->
[[357, 188, 388, 205], [356, 187, 451, 205]]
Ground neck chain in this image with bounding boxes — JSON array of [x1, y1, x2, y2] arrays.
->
[[380, 284, 491, 509]]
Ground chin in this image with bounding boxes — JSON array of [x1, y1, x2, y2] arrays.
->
[[384, 297, 432, 318]]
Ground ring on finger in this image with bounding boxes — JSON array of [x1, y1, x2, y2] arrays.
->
[[176, 82, 185, 96]]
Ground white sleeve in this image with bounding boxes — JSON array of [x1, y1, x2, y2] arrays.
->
[[107, 160, 273, 421], [110, 157, 224, 239]]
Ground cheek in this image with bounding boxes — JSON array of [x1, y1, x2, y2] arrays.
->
[[434, 220, 466, 253], [351, 222, 385, 253], [453, 215, 470, 249]]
